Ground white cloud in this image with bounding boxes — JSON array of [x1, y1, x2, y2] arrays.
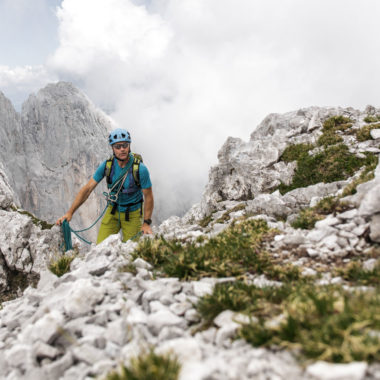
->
[[0, 65, 57, 109]]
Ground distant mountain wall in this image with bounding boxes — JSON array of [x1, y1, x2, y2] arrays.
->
[[0, 82, 113, 240]]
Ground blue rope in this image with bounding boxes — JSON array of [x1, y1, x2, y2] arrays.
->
[[61, 203, 145, 251], [61, 203, 108, 251]]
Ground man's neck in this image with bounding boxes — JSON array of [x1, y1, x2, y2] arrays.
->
[[116, 153, 131, 168]]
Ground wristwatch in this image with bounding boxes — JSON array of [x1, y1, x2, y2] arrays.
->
[[143, 219, 152, 225]]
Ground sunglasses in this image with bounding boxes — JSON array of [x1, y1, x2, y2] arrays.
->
[[113, 142, 130, 150]]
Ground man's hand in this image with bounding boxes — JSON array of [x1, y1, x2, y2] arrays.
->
[[141, 222, 153, 234], [56, 212, 72, 226]]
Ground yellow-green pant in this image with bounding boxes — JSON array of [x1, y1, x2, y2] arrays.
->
[[97, 206, 142, 244]]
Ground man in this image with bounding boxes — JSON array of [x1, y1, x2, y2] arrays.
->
[[56, 128, 154, 243]]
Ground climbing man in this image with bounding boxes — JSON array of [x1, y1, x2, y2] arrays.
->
[[56, 128, 154, 243]]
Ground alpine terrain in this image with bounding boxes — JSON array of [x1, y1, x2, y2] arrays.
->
[[0, 83, 379, 380]]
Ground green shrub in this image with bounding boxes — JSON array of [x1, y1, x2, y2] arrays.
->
[[49, 253, 76, 277], [105, 350, 180, 380]]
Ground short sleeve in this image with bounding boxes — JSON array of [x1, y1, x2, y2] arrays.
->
[[93, 160, 107, 183], [139, 162, 152, 189]]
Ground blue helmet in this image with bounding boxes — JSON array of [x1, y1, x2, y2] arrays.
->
[[108, 128, 131, 145]]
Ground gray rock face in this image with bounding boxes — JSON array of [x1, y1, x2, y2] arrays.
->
[[200, 106, 376, 217], [0, 162, 16, 210], [0, 163, 62, 292], [0, 82, 113, 240]]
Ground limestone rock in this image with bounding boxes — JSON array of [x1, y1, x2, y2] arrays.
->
[[306, 361, 367, 380], [0, 82, 113, 241], [369, 213, 380, 243], [0, 162, 16, 210]]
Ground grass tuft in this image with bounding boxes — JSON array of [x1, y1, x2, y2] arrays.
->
[[198, 214, 213, 228], [291, 196, 349, 230], [215, 203, 246, 224], [356, 123, 380, 142], [364, 115, 380, 123], [48, 253, 76, 277], [232, 284, 380, 363], [105, 350, 180, 380], [337, 260, 380, 286], [133, 219, 298, 281]]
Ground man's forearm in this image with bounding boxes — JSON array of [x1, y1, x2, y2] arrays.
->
[[143, 195, 154, 220], [68, 186, 92, 216]]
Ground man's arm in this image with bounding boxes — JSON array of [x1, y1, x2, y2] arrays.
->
[[56, 178, 99, 225], [141, 187, 154, 234]]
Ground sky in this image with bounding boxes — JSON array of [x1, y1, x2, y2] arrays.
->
[[1, 0, 380, 219]]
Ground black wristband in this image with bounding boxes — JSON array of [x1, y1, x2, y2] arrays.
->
[[143, 219, 152, 225]]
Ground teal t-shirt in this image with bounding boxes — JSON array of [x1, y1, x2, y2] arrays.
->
[[93, 154, 152, 212]]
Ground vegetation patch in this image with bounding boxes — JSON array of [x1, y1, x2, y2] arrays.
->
[[291, 196, 350, 230], [317, 116, 353, 147], [341, 155, 378, 197], [337, 260, 380, 286], [105, 349, 180, 380], [277, 116, 378, 195], [197, 280, 380, 363], [280, 143, 314, 163], [134, 219, 299, 281], [278, 144, 372, 195], [11, 207, 54, 230], [118, 263, 138, 275], [196, 281, 294, 327], [239, 283, 380, 363], [215, 203, 246, 224], [364, 115, 380, 123], [317, 131, 343, 147], [198, 213, 213, 228], [356, 123, 380, 142], [49, 252, 77, 277]]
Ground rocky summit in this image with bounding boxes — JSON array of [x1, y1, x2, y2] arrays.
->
[[0, 82, 113, 240], [1, 95, 380, 380]]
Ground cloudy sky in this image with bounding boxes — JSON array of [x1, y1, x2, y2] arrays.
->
[[1, 0, 380, 218]]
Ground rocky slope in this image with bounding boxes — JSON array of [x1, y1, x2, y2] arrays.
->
[[0, 82, 113, 240], [0, 105, 380, 379]]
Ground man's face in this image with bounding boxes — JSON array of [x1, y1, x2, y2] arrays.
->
[[112, 142, 130, 160]]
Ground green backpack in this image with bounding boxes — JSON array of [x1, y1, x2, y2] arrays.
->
[[104, 153, 143, 187]]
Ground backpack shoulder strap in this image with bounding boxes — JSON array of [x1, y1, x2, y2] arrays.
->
[[132, 153, 142, 188], [104, 156, 114, 185]]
